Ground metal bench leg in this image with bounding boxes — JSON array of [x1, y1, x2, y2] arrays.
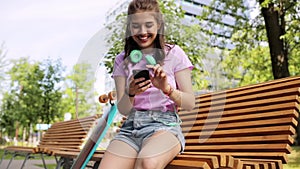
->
[[40, 153, 48, 169], [6, 153, 18, 169], [93, 161, 100, 169], [55, 155, 59, 164], [0, 150, 8, 165], [20, 153, 32, 169], [56, 157, 64, 169]]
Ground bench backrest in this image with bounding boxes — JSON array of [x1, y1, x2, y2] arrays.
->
[[179, 76, 300, 164], [37, 114, 100, 151]]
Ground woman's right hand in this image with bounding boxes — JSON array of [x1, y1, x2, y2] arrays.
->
[[127, 76, 151, 96]]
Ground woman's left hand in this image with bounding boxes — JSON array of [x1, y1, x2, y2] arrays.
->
[[146, 64, 169, 92]]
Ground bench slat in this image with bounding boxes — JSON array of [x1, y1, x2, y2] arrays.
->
[[182, 116, 297, 132], [185, 135, 294, 145]]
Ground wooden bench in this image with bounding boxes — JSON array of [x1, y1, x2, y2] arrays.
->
[[0, 114, 100, 169], [48, 76, 300, 169], [176, 75, 300, 169]]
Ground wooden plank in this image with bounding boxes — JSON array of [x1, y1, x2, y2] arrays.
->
[[175, 154, 219, 168], [239, 158, 282, 169], [185, 125, 295, 138], [4, 147, 35, 153], [42, 131, 88, 137], [216, 152, 287, 164], [185, 135, 294, 145], [193, 76, 300, 102], [182, 117, 297, 133], [182, 116, 297, 132], [181, 102, 298, 119], [166, 159, 211, 169], [180, 152, 234, 168], [194, 88, 299, 107], [184, 144, 291, 153]]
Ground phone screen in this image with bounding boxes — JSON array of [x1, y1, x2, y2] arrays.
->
[[133, 69, 150, 80]]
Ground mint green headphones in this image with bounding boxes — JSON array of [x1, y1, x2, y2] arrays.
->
[[130, 50, 157, 65]]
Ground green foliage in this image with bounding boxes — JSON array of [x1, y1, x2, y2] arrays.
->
[[0, 57, 65, 138], [202, 0, 300, 87], [0, 43, 10, 94], [222, 46, 273, 86], [63, 63, 100, 119], [39, 58, 65, 124]]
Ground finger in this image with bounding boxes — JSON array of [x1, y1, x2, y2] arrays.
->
[[138, 81, 152, 91], [146, 65, 154, 69], [137, 80, 151, 89], [153, 65, 162, 77], [134, 77, 146, 84], [159, 72, 166, 79]]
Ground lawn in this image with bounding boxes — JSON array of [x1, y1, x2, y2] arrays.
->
[[284, 146, 300, 169], [0, 147, 54, 160]]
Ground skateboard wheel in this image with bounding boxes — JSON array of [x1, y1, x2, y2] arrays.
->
[[99, 94, 108, 103], [108, 91, 117, 100]]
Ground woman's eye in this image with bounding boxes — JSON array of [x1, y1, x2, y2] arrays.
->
[[146, 23, 153, 28], [132, 24, 140, 29]]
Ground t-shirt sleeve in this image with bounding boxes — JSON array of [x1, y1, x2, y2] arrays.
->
[[171, 45, 194, 72], [112, 52, 126, 77]]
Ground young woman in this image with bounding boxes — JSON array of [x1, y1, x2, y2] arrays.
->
[[98, 0, 195, 168]]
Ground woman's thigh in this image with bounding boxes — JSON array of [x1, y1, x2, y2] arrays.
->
[[135, 130, 181, 169], [98, 140, 138, 169]]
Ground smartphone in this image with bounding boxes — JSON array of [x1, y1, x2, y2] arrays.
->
[[133, 69, 150, 80]]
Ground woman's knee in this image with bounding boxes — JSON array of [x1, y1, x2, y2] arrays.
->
[[136, 157, 162, 169]]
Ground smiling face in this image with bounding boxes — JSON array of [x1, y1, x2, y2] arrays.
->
[[129, 11, 160, 50]]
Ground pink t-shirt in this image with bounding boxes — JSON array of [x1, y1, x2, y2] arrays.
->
[[112, 45, 194, 112]]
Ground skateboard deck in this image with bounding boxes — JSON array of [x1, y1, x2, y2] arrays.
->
[[71, 91, 117, 169]]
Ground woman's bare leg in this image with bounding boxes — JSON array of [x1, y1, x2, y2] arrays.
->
[[98, 140, 138, 169], [134, 131, 181, 169]]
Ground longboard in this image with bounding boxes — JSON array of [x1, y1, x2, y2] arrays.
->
[[71, 91, 117, 169]]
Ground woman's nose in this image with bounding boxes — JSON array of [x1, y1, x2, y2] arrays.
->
[[140, 25, 147, 34]]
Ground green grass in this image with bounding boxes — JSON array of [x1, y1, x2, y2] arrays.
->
[[0, 148, 56, 168], [284, 146, 300, 169], [0, 148, 54, 160], [35, 164, 56, 169]]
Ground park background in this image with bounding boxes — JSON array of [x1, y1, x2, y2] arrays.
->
[[0, 0, 299, 168]]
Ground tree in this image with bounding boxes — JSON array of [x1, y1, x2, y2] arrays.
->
[[0, 57, 65, 140], [39, 58, 65, 124], [63, 63, 98, 119], [200, 0, 300, 85], [0, 43, 10, 95], [104, 0, 212, 90]]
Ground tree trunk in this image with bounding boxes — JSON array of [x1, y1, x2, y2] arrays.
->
[[260, 2, 290, 79]]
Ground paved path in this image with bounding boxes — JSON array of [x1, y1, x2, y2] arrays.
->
[[0, 159, 56, 169]]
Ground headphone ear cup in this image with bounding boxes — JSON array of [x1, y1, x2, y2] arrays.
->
[[145, 55, 157, 65], [130, 50, 143, 63]]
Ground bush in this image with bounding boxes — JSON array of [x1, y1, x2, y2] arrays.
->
[[0, 138, 7, 145]]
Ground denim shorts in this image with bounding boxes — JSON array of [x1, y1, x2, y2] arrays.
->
[[113, 110, 185, 153]]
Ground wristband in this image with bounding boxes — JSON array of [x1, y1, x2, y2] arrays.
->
[[163, 85, 174, 96], [125, 89, 135, 97]]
